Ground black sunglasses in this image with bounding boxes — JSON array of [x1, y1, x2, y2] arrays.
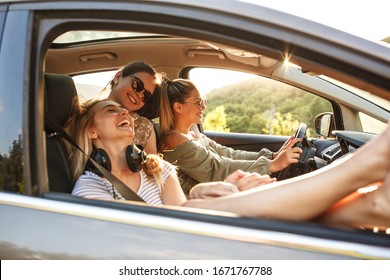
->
[[130, 76, 153, 103]]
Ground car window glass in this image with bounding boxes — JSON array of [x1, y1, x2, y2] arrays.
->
[[53, 31, 159, 44], [0, 77, 23, 195], [359, 112, 387, 134], [321, 75, 390, 111], [0, 10, 24, 194], [188, 68, 332, 137]]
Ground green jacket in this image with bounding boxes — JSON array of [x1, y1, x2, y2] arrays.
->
[[161, 134, 272, 195]]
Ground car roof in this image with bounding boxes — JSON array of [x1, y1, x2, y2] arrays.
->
[[6, 0, 389, 99]]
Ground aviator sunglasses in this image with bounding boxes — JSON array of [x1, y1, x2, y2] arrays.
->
[[130, 76, 153, 103], [184, 98, 207, 109]]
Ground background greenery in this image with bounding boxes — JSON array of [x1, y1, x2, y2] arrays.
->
[[202, 77, 332, 136], [0, 135, 24, 192]]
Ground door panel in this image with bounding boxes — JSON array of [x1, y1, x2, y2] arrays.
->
[[205, 130, 288, 152]]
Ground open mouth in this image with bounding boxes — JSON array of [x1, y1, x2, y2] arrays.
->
[[117, 119, 130, 127], [127, 93, 138, 105]]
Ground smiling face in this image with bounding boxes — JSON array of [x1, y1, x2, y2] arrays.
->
[[88, 100, 135, 147], [177, 88, 206, 125], [109, 71, 156, 112]]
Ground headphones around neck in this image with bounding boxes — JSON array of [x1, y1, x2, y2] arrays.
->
[[86, 145, 147, 175]]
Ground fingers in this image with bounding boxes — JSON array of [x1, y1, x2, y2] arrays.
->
[[280, 136, 294, 150], [235, 173, 276, 191], [270, 144, 303, 172], [289, 138, 302, 147], [190, 182, 239, 199], [287, 147, 302, 164], [292, 147, 303, 157], [224, 169, 248, 184]]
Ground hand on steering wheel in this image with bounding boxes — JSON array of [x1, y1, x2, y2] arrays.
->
[[276, 123, 310, 180], [269, 137, 303, 173]]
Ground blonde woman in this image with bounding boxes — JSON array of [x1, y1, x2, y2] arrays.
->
[[64, 99, 186, 205], [159, 79, 302, 194]]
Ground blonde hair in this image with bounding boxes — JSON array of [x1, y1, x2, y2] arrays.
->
[[159, 78, 197, 137], [64, 98, 165, 190]]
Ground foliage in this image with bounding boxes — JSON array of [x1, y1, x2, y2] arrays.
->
[[203, 106, 230, 132], [262, 112, 301, 136], [203, 77, 332, 136], [0, 134, 24, 193]]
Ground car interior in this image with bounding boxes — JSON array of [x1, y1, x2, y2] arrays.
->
[[44, 73, 78, 194], [38, 26, 390, 244]]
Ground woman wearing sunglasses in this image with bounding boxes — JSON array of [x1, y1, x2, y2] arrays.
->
[[159, 79, 302, 195], [107, 61, 159, 154]]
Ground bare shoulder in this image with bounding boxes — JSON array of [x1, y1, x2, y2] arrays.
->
[[134, 115, 153, 127], [160, 131, 190, 150]]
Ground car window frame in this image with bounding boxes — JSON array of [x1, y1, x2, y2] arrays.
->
[[0, 1, 386, 259]]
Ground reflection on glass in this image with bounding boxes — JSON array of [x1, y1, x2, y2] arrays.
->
[[320, 114, 331, 136], [0, 81, 24, 193], [0, 134, 24, 193]]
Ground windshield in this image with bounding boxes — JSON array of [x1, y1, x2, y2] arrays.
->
[[320, 76, 390, 112]]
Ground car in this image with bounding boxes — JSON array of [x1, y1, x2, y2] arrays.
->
[[0, 0, 389, 260]]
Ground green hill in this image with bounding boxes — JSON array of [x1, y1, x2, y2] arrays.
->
[[203, 77, 332, 135]]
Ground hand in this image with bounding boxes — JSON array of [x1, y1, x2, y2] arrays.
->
[[272, 137, 301, 159], [269, 138, 303, 173], [189, 181, 239, 199], [225, 170, 276, 191]]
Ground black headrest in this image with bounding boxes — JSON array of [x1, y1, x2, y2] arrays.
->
[[44, 73, 78, 133]]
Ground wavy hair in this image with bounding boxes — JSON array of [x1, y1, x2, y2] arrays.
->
[[63, 98, 166, 190]]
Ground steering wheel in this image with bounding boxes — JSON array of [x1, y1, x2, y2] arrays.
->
[[292, 123, 307, 148], [277, 123, 315, 180]]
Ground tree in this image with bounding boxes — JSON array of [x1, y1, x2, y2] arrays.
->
[[203, 76, 332, 136], [203, 106, 230, 132], [1, 134, 24, 193], [262, 112, 300, 136], [0, 154, 4, 190]]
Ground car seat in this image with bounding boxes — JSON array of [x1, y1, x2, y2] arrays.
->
[[44, 73, 78, 193]]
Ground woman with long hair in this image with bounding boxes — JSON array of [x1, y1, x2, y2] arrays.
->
[[106, 60, 161, 154], [159, 78, 302, 194]]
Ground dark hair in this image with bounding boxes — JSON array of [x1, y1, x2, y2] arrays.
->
[[107, 60, 157, 89], [109, 60, 160, 119], [121, 60, 156, 78]]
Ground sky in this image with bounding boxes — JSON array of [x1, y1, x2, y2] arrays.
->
[[240, 0, 389, 42]]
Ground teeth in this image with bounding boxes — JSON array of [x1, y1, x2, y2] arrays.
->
[[127, 93, 137, 104], [118, 120, 130, 127]]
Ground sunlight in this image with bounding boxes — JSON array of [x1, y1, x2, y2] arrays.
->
[[283, 54, 291, 67], [357, 185, 379, 194]]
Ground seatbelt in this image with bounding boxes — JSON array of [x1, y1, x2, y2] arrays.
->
[[45, 112, 145, 202]]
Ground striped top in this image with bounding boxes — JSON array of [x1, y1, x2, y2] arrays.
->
[[72, 160, 177, 205]]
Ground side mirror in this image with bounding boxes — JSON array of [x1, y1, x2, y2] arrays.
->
[[314, 112, 335, 138]]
